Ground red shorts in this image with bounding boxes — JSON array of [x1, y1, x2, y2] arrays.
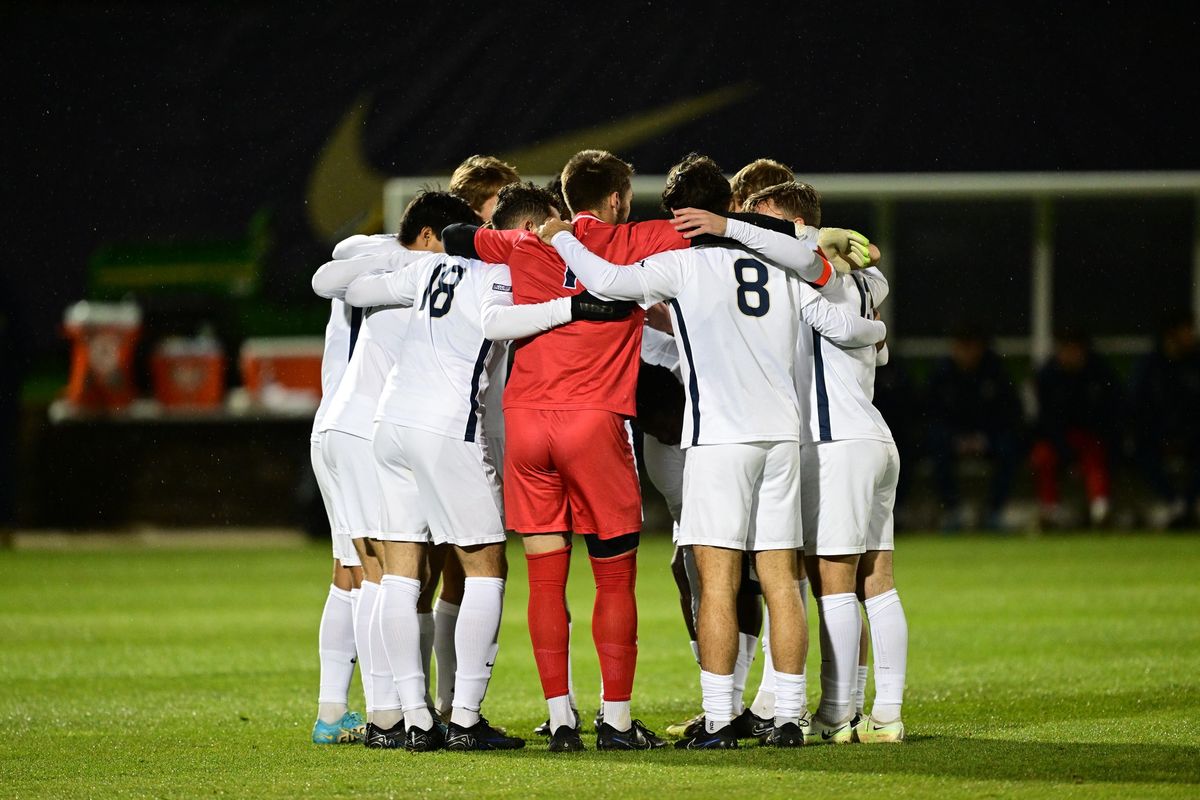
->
[[504, 408, 642, 539]]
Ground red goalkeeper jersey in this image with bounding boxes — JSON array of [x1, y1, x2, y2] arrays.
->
[[473, 212, 688, 416]]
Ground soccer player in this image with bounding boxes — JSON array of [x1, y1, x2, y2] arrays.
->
[[729, 157, 795, 212], [311, 192, 476, 748], [747, 181, 909, 744], [541, 154, 887, 748], [336, 187, 634, 751]]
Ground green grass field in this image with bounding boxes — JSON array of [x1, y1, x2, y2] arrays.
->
[[2, 532, 1199, 799]]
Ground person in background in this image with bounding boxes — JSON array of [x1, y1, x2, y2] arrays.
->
[[926, 325, 1023, 530], [1131, 310, 1200, 529], [1029, 327, 1119, 528]]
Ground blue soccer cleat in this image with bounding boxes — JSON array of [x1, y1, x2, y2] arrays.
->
[[312, 710, 367, 744]]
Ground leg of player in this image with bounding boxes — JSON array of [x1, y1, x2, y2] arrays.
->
[[663, 544, 706, 738], [586, 532, 663, 750], [379, 540, 444, 752], [749, 549, 807, 727], [808, 553, 861, 744], [362, 539, 411, 749], [730, 557, 767, 738], [755, 547, 808, 748], [433, 548, 466, 720], [312, 558, 363, 744], [854, 550, 907, 743], [416, 545, 444, 712], [442, 542, 524, 751], [675, 543, 742, 749], [855, 613, 870, 726], [523, 532, 581, 751]]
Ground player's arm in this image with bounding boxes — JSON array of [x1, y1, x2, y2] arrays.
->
[[797, 282, 887, 348], [859, 266, 890, 306], [442, 224, 522, 263], [671, 209, 833, 286], [312, 252, 391, 299], [542, 221, 684, 305], [331, 233, 402, 261], [478, 264, 637, 341], [343, 263, 422, 309]]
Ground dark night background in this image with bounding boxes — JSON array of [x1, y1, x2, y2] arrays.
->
[[6, 1, 1197, 359]]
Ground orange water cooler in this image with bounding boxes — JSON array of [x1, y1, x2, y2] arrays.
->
[[62, 301, 142, 411]]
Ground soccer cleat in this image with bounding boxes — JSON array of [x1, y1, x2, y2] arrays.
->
[[809, 712, 854, 744], [362, 719, 405, 749], [404, 722, 446, 752], [535, 708, 580, 737], [593, 708, 604, 731], [596, 719, 667, 750], [665, 712, 705, 739], [673, 723, 739, 750], [762, 721, 805, 748], [850, 711, 863, 729], [547, 724, 585, 752], [312, 710, 366, 744], [729, 708, 774, 740], [445, 717, 526, 751], [852, 714, 905, 743]]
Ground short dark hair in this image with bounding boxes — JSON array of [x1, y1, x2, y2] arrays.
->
[[491, 182, 559, 231], [561, 150, 633, 216], [545, 175, 569, 218], [397, 190, 478, 245], [730, 158, 794, 209], [660, 153, 732, 213], [744, 181, 822, 226], [448, 155, 520, 214]]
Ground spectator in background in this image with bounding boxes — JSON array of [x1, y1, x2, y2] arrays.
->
[[1029, 327, 1119, 528], [1131, 310, 1200, 528], [926, 326, 1022, 530]]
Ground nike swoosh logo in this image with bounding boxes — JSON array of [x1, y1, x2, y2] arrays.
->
[[872, 725, 889, 731], [821, 727, 847, 740]]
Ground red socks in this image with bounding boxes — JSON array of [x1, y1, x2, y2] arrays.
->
[[526, 546, 572, 699], [590, 550, 638, 702]]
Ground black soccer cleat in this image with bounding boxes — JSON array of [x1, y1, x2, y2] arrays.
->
[[674, 723, 739, 750], [730, 708, 774, 740], [592, 708, 604, 732], [596, 719, 667, 750], [762, 722, 805, 748], [403, 722, 446, 752], [363, 720, 405, 749], [535, 708, 580, 737], [547, 724, 586, 752], [445, 718, 525, 751]]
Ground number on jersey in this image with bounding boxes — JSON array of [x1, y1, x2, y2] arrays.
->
[[421, 262, 464, 318], [733, 258, 770, 317]]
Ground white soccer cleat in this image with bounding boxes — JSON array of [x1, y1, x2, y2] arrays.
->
[[808, 712, 854, 744], [852, 714, 905, 743]]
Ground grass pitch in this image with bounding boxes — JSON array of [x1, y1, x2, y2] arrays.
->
[[1, 532, 1198, 799]]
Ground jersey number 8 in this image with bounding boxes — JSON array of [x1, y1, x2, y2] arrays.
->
[[734, 258, 770, 317]]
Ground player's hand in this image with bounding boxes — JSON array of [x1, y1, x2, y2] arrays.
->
[[818, 227, 871, 270], [644, 302, 674, 334], [538, 218, 574, 244], [570, 291, 637, 322], [671, 208, 727, 238]]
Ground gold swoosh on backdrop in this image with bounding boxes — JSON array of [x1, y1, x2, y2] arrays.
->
[[306, 83, 757, 241]]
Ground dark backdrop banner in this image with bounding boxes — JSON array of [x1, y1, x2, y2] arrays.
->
[[5, 2, 1197, 356]]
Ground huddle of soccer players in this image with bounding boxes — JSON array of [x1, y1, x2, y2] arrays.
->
[[307, 149, 908, 752]]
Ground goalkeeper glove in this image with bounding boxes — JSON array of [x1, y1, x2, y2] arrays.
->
[[818, 227, 872, 273], [571, 291, 637, 321]]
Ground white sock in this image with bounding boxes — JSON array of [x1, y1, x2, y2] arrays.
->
[[370, 580, 404, 731], [865, 589, 908, 723], [773, 670, 807, 727], [548, 694, 575, 731], [750, 604, 776, 719], [433, 599, 460, 717], [816, 592, 860, 724], [355, 582, 379, 715], [856, 665, 869, 715], [700, 670, 735, 733], [732, 632, 757, 715], [317, 585, 356, 721], [603, 700, 631, 732], [449, 577, 504, 729], [379, 576, 428, 728], [418, 612, 435, 710]]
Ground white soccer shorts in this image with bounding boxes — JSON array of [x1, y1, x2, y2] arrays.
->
[[373, 421, 506, 547], [320, 429, 382, 541], [642, 433, 685, 526], [310, 436, 360, 567], [800, 439, 899, 556], [677, 440, 801, 552]]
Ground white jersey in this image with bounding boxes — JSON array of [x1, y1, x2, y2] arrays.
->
[[311, 298, 354, 440], [641, 325, 681, 382], [346, 254, 516, 443], [552, 220, 887, 448], [312, 235, 426, 440], [796, 268, 894, 445]]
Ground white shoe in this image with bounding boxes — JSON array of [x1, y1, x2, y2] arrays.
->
[[808, 712, 854, 744], [852, 714, 905, 743]]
